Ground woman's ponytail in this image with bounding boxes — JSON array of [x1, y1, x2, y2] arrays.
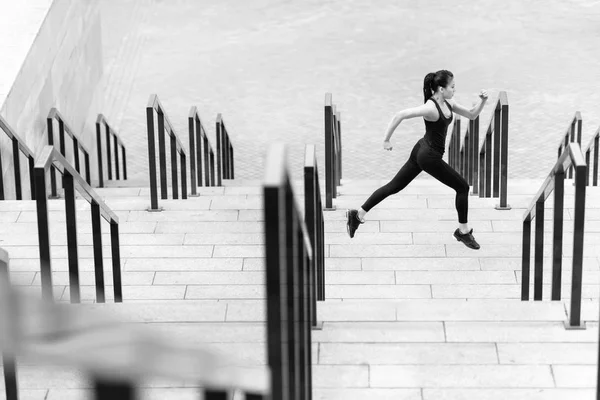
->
[[423, 72, 436, 103]]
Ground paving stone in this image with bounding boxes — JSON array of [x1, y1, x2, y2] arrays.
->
[[223, 187, 261, 195], [325, 232, 412, 245], [319, 343, 497, 365], [120, 245, 214, 258], [184, 233, 264, 245], [497, 343, 598, 364], [314, 388, 421, 400], [320, 302, 397, 322], [370, 365, 554, 387], [9, 390, 48, 400], [225, 301, 266, 322], [7, 271, 35, 285], [361, 257, 480, 271], [552, 365, 596, 388], [422, 388, 596, 400], [209, 197, 262, 210], [329, 244, 445, 258], [395, 271, 516, 284], [479, 257, 600, 271], [212, 245, 264, 258], [325, 220, 380, 233], [150, 322, 266, 344], [62, 285, 187, 302], [92, 301, 227, 322], [445, 244, 529, 258], [32, 271, 154, 286], [186, 285, 265, 299], [242, 258, 265, 271], [326, 271, 395, 285], [126, 258, 243, 271], [380, 220, 493, 233], [312, 365, 369, 388], [445, 322, 598, 342], [327, 285, 431, 299], [127, 210, 238, 222], [154, 271, 263, 285], [0, 211, 21, 223], [433, 284, 600, 299], [156, 221, 264, 234], [0, 366, 90, 389], [325, 258, 362, 271], [313, 322, 444, 343], [333, 197, 427, 209], [394, 300, 565, 321], [516, 270, 600, 285]]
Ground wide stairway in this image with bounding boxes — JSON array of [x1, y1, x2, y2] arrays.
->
[[1, 173, 599, 399]]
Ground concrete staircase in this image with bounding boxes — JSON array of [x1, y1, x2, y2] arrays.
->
[[1, 177, 599, 399]]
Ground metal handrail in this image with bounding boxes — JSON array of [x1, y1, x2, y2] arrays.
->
[[521, 142, 587, 329], [324, 93, 342, 210], [189, 107, 217, 194], [0, 115, 36, 200], [146, 94, 188, 211], [304, 144, 326, 311], [47, 108, 92, 197], [0, 278, 270, 400], [216, 114, 235, 186], [557, 112, 582, 179], [583, 125, 599, 187], [96, 114, 128, 188], [264, 143, 314, 400], [34, 146, 123, 304]]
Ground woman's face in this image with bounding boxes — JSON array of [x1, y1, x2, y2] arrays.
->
[[441, 79, 456, 99]]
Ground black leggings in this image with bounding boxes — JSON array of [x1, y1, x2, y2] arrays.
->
[[361, 138, 470, 223]]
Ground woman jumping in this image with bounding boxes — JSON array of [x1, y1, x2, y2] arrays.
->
[[346, 69, 488, 250]]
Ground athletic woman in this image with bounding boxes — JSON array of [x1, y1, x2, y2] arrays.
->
[[345, 70, 488, 250]]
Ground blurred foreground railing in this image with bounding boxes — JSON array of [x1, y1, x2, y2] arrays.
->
[[264, 143, 315, 399], [47, 108, 92, 197], [324, 93, 342, 210], [189, 107, 217, 194], [0, 255, 270, 400], [34, 146, 123, 303], [521, 142, 587, 329], [0, 115, 36, 200], [96, 114, 127, 188], [146, 94, 188, 211]]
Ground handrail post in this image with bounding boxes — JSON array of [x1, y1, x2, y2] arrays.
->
[[324, 94, 335, 210], [34, 166, 54, 301], [170, 134, 179, 200], [64, 172, 81, 303], [91, 201, 106, 303], [0, 149, 4, 200], [216, 118, 222, 186], [96, 120, 104, 188], [533, 200, 544, 301], [493, 106, 501, 198], [146, 105, 161, 211], [594, 136, 599, 186], [158, 112, 168, 200], [336, 110, 342, 184], [28, 157, 35, 200], [521, 218, 531, 300], [181, 152, 188, 200], [485, 132, 492, 197], [47, 117, 58, 198], [122, 147, 127, 180], [12, 138, 22, 200], [188, 113, 198, 195], [566, 163, 587, 329], [110, 221, 123, 302], [1, 250, 19, 400], [106, 126, 112, 180], [472, 116, 480, 195], [551, 172, 564, 301], [114, 134, 120, 180], [496, 97, 511, 210]]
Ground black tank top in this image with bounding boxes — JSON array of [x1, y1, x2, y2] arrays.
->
[[423, 98, 453, 154]]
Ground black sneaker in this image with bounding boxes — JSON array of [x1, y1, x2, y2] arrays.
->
[[346, 209, 363, 238], [453, 228, 480, 250]]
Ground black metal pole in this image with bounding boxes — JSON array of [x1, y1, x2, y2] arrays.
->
[[85, 153, 91, 186], [216, 120, 222, 186], [493, 108, 501, 198], [485, 134, 492, 197], [111, 221, 123, 302], [2, 356, 18, 400], [324, 101, 334, 209], [286, 189, 300, 400], [91, 201, 105, 303], [499, 101, 509, 208], [64, 172, 81, 303], [521, 218, 531, 301], [114, 135, 120, 180], [12, 138, 22, 200], [146, 107, 159, 210], [96, 121, 104, 188], [122, 147, 127, 181], [570, 164, 587, 328], [189, 115, 197, 195], [73, 138, 81, 174], [47, 118, 57, 198], [204, 391, 229, 400], [35, 167, 53, 301], [170, 134, 178, 199], [534, 200, 545, 301], [181, 153, 188, 200], [158, 112, 168, 200], [551, 172, 564, 301], [594, 136, 599, 186], [28, 156, 35, 200], [94, 379, 136, 400], [106, 127, 112, 180]]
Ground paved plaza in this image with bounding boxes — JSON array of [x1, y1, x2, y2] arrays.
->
[[97, 0, 600, 183]]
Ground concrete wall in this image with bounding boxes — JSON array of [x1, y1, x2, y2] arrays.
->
[[0, 0, 103, 199]]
